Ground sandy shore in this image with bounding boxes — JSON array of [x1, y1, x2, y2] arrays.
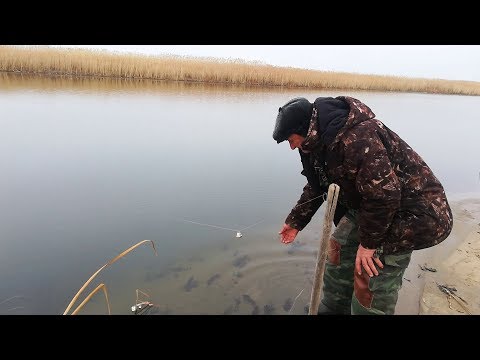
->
[[395, 196, 480, 315]]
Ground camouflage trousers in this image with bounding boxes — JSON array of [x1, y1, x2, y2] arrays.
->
[[320, 211, 412, 315]]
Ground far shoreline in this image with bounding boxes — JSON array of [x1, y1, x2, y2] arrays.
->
[[1, 71, 478, 99], [1, 46, 480, 97]]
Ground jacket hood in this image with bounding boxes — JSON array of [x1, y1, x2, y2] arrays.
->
[[301, 96, 376, 151], [340, 96, 376, 130]]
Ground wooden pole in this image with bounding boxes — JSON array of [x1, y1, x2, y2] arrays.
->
[[308, 183, 340, 315]]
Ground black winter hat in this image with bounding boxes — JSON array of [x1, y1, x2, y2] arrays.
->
[[272, 97, 313, 143]]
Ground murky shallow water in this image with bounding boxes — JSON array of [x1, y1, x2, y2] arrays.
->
[[1, 74, 479, 314]]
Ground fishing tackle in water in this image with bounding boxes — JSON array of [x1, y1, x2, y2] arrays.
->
[[182, 219, 264, 238]]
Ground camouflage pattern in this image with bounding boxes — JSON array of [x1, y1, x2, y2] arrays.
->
[[286, 96, 453, 255], [320, 212, 412, 315], [285, 183, 324, 230], [321, 214, 357, 314]]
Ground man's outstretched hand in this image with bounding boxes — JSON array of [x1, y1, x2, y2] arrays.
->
[[279, 223, 299, 244]]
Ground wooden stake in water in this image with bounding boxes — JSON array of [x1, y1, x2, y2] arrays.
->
[[308, 183, 340, 315]]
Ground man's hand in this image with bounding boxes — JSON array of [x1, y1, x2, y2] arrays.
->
[[355, 244, 384, 277], [279, 223, 299, 244]]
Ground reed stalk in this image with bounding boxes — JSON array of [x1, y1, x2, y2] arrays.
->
[[63, 239, 157, 315]]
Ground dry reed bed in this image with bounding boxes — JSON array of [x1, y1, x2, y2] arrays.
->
[[1, 45, 479, 96], [0, 72, 300, 96]]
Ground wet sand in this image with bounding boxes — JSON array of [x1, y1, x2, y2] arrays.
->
[[395, 197, 480, 315]]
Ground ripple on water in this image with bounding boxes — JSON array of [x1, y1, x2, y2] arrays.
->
[[130, 233, 321, 314]]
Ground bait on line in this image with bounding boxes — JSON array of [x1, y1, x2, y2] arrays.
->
[[181, 219, 265, 238], [181, 193, 325, 238]]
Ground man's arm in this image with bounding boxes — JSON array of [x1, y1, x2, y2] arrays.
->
[[347, 135, 401, 250], [342, 130, 400, 276], [285, 182, 324, 231], [279, 182, 324, 244]]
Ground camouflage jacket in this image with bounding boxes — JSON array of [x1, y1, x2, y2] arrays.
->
[[286, 96, 453, 254]]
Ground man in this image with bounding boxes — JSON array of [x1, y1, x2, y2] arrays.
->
[[273, 96, 453, 315]]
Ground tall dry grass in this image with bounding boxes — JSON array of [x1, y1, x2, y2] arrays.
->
[[1, 45, 479, 96]]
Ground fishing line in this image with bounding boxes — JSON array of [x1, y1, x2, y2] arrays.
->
[[292, 192, 327, 209], [181, 218, 265, 238], [181, 192, 326, 238]]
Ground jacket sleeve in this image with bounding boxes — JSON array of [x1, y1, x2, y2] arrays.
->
[[285, 183, 324, 231], [345, 133, 401, 249]]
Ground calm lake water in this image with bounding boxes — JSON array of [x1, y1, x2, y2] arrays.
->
[[1, 74, 479, 315]]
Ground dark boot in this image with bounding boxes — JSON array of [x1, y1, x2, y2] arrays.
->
[[303, 301, 339, 315]]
